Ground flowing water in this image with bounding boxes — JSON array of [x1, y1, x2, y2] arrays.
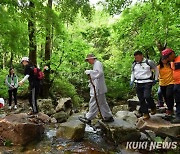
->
[[0, 122, 140, 154]]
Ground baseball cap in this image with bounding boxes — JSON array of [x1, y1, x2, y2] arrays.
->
[[162, 48, 173, 56], [21, 57, 29, 63]]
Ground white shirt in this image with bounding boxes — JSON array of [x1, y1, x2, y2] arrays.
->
[[131, 59, 159, 83]]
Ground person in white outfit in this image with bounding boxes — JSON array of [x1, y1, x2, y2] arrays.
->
[[79, 54, 114, 124]]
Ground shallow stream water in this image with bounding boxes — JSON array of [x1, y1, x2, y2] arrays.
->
[[0, 123, 141, 154]]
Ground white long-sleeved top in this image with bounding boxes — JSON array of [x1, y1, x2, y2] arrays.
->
[[131, 58, 159, 83], [20, 75, 29, 83], [88, 60, 107, 96]]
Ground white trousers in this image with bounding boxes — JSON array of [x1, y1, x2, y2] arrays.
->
[[86, 94, 113, 120]]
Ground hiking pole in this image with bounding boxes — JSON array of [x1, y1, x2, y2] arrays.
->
[[88, 75, 104, 121]]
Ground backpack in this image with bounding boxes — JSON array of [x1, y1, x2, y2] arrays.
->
[[132, 59, 155, 80], [33, 67, 44, 80], [132, 59, 152, 71]]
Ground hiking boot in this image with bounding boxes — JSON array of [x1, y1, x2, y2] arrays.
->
[[28, 111, 35, 116], [135, 112, 143, 118], [79, 117, 91, 125], [143, 113, 150, 120], [171, 118, 180, 124], [166, 110, 174, 116], [102, 117, 114, 123], [151, 108, 156, 115], [14, 105, 17, 109]]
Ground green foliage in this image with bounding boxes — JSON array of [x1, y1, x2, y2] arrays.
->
[[50, 78, 83, 106], [104, 0, 133, 15], [4, 139, 13, 147], [0, 69, 8, 98], [105, 52, 134, 99], [112, 0, 180, 54], [0, 0, 179, 103]]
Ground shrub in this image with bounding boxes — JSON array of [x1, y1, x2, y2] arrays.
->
[[0, 69, 9, 98], [50, 77, 83, 107]]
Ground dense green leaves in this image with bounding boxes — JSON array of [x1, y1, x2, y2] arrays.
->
[[0, 0, 179, 102]]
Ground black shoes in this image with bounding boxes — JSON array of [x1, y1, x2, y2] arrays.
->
[[79, 116, 91, 125], [102, 116, 114, 123], [79, 116, 114, 124]]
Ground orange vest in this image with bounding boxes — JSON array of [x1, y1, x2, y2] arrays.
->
[[171, 56, 180, 84]]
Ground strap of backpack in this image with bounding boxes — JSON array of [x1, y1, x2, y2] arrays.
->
[[132, 61, 137, 72]]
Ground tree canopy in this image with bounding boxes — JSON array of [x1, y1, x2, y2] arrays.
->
[[0, 0, 179, 103]]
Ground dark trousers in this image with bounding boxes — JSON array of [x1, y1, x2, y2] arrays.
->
[[136, 82, 156, 114], [29, 82, 39, 114], [8, 88, 17, 106], [174, 84, 180, 118], [157, 86, 164, 105], [160, 84, 174, 111]]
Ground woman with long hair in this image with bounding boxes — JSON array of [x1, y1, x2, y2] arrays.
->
[[5, 68, 18, 109]]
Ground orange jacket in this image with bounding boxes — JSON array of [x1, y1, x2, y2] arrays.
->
[[171, 56, 180, 84]]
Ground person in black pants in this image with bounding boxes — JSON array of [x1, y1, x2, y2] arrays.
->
[[5, 68, 18, 110], [19, 57, 40, 114], [130, 51, 159, 120]]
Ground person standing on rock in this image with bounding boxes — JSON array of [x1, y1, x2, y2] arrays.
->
[[79, 54, 114, 124], [5, 68, 18, 110], [157, 57, 174, 116], [19, 57, 40, 114], [162, 48, 180, 123], [130, 51, 159, 120]]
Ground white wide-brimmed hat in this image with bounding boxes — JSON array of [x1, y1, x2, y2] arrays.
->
[[85, 54, 97, 61]]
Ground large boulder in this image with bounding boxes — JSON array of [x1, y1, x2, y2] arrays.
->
[[136, 116, 180, 138], [127, 96, 139, 111], [37, 112, 51, 123], [53, 111, 68, 123], [112, 105, 129, 114], [56, 113, 85, 141], [55, 97, 73, 116], [37, 99, 56, 116], [115, 111, 138, 125], [99, 118, 140, 143], [0, 113, 45, 145]]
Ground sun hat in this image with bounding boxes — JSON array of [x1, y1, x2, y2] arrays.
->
[[85, 54, 97, 61]]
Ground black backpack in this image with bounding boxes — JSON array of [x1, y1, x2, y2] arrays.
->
[[132, 59, 155, 80]]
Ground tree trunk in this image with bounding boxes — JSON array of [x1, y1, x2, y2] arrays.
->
[[10, 51, 13, 68], [156, 40, 166, 52], [43, 0, 52, 98], [28, 1, 37, 65]]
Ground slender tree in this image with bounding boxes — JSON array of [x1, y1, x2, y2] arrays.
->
[[43, 0, 52, 98], [28, 1, 37, 65]]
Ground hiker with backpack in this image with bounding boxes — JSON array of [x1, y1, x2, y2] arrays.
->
[[130, 51, 159, 120], [157, 57, 174, 116], [162, 48, 180, 123], [19, 57, 44, 114], [5, 68, 18, 110]]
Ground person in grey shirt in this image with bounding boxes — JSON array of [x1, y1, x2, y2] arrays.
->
[[130, 51, 159, 120], [79, 54, 114, 124]]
